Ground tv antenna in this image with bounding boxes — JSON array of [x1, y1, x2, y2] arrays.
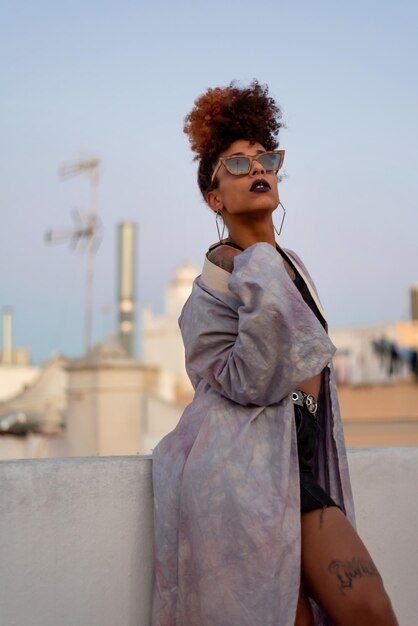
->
[[45, 158, 101, 354]]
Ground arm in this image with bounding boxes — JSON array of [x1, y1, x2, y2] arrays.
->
[[182, 242, 336, 406]]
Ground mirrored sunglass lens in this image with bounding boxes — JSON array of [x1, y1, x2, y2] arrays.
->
[[259, 153, 281, 171], [225, 156, 251, 175]]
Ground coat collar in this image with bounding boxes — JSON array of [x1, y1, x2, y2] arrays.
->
[[201, 244, 328, 323], [278, 247, 328, 323]]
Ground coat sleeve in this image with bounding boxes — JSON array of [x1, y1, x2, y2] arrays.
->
[[181, 242, 336, 407]]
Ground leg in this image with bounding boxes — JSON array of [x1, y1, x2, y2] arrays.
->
[[301, 507, 398, 626], [294, 581, 314, 626]]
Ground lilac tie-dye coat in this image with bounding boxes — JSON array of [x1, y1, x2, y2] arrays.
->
[[151, 242, 355, 626]]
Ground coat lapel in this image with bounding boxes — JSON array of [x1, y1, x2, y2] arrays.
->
[[202, 246, 328, 324]]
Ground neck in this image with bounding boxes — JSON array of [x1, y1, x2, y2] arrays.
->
[[222, 211, 276, 250]]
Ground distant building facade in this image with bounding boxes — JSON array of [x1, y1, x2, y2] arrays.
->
[[66, 342, 158, 456], [0, 307, 38, 403], [0, 355, 68, 458], [330, 321, 418, 386], [330, 320, 418, 447]]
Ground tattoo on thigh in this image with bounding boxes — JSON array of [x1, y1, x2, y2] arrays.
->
[[328, 557, 381, 594]]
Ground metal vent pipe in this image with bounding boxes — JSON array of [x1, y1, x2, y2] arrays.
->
[[411, 285, 418, 322], [2, 307, 13, 365], [117, 223, 137, 356]]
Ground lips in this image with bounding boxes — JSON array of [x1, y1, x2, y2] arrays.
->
[[250, 178, 271, 192]]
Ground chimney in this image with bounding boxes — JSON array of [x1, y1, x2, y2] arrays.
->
[[411, 285, 418, 322], [117, 223, 137, 356], [2, 307, 13, 365]]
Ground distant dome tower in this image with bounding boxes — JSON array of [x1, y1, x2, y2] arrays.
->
[[166, 262, 199, 318], [142, 261, 199, 403]]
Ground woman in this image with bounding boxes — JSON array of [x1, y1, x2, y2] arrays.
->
[[151, 81, 398, 626]]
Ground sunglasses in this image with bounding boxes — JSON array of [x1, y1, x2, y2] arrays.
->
[[211, 150, 285, 185]]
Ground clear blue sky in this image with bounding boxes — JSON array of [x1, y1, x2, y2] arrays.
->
[[1, 0, 417, 364]]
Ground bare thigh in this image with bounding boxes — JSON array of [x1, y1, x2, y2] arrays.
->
[[301, 507, 398, 626], [294, 582, 314, 626]]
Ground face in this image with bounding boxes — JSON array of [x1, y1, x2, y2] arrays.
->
[[207, 139, 280, 216]]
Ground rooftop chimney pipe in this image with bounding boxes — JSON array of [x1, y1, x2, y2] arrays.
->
[[117, 223, 137, 356], [411, 285, 418, 322], [2, 307, 13, 365]]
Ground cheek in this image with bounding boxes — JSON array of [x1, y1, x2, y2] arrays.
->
[[220, 183, 242, 211], [272, 180, 280, 202]]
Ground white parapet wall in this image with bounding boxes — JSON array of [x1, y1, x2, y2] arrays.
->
[[347, 447, 418, 625], [0, 456, 155, 626], [0, 448, 417, 626]]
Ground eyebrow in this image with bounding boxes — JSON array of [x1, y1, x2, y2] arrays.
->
[[227, 149, 265, 157]]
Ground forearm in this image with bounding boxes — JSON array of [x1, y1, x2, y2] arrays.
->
[[299, 372, 322, 398]]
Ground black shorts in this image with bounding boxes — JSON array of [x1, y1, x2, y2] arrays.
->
[[294, 404, 339, 514]]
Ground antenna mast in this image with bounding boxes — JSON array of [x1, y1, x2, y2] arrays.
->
[[45, 158, 101, 354]]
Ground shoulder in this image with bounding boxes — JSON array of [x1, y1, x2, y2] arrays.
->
[[282, 247, 304, 267], [207, 244, 241, 274]]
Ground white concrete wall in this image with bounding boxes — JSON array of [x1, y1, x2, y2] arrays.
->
[[0, 448, 417, 626], [0, 456, 154, 626], [348, 447, 418, 625]]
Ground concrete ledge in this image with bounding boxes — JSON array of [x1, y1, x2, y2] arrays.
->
[[0, 448, 417, 625], [0, 455, 154, 626], [348, 447, 418, 625]]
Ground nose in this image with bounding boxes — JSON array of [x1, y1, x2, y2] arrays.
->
[[250, 157, 265, 176]]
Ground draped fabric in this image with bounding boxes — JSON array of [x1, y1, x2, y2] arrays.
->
[[151, 242, 355, 626]]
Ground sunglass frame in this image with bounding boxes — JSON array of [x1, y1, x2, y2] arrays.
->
[[211, 150, 285, 185]]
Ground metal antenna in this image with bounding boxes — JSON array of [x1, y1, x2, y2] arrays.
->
[[45, 158, 101, 354]]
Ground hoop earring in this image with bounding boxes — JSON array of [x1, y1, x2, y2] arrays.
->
[[273, 201, 286, 238], [215, 211, 226, 243]]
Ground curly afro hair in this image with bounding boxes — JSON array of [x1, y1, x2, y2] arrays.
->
[[183, 80, 283, 198]]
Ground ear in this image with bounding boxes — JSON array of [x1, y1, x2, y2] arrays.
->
[[206, 189, 224, 213]]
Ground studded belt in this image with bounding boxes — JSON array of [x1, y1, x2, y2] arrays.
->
[[292, 390, 318, 417]]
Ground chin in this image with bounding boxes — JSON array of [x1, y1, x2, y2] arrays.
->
[[251, 195, 278, 211]]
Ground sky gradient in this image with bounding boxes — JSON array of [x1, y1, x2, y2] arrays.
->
[[1, 0, 417, 364]]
